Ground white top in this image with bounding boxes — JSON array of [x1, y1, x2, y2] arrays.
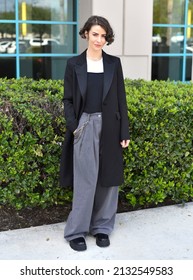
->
[[87, 57, 104, 73]]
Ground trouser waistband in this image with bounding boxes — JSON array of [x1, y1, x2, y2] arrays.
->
[[81, 112, 102, 121]]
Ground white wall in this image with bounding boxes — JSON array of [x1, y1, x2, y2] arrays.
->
[[79, 0, 153, 80], [92, 0, 124, 55], [123, 0, 153, 80], [78, 0, 93, 52]]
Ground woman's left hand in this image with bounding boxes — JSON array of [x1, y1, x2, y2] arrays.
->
[[120, 139, 130, 148]]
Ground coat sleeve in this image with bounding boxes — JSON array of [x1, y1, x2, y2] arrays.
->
[[63, 60, 78, 133], [117, 58, 130, 140]]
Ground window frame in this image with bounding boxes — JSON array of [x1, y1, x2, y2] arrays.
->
[[0, 0, 79, 79], [152, 0, 193, 82]]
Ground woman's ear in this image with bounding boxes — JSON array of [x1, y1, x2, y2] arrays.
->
[[84, 31, 88, 39]]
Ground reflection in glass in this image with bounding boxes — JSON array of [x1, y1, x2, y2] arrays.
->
[[153, 0, 185, 24], [187, 3, 193, 51], [0, 0, 78, 79], [0, 0, 15, 19], [20, 56, 68, 79], [152, 56, 183, 81], [0, 57, 16, 78], [18, 0, 75, 21], [152, 28, 184, 54], [18, 24, 76, 54], [186, 54, 193, 81], [186, 26, 193, 54], [0, 24, 15, 43], [17, 1, 77, 53], [188, 0, 193, 25]]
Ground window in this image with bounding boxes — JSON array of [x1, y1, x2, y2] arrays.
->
[[0, 0, 78, 79], [152, 0, 193, 81]]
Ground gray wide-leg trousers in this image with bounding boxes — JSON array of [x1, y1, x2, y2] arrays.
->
[[64, 112, 119, 241]]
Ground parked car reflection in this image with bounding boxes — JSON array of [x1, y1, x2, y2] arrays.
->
[[0, 41, 12, 53], [7, 41, 28, 53], [29, 38, 60, 47]]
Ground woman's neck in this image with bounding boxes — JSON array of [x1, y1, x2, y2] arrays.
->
[[86, 49, 102, 61]]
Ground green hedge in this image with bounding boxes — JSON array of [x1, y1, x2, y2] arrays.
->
[[0, 78, 72, 209], [0, 78, 193, 209], [123, 79, 193, 207]]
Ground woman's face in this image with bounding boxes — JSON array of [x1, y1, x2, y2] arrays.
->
[[86, 25, 107, 52]]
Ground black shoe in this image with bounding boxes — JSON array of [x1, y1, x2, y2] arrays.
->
[[95, 233, 110, 247], [69, 237, 87, 251]]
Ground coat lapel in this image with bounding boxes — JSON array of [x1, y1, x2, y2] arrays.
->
[[74, 50, 115, 102], [75, 51, 87, 101], [103, 51, 115, 101]]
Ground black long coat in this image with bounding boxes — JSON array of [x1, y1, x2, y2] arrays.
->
[[60, 49, 130, 188]]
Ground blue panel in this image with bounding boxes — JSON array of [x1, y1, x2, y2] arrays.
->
[[15, 0, 20, 79]]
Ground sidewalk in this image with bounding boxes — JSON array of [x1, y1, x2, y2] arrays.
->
[[0, 202, 193, 260]]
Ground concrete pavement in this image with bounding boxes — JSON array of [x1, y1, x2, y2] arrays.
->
[[0, 202, 193, 260]]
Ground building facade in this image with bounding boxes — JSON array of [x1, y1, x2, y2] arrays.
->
[[0, 0, 193, 81]]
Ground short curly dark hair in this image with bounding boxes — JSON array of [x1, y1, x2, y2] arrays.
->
[[79, 15, 114, 45]]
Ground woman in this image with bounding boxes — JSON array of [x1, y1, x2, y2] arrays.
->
[[60, 15, 130, 251]]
